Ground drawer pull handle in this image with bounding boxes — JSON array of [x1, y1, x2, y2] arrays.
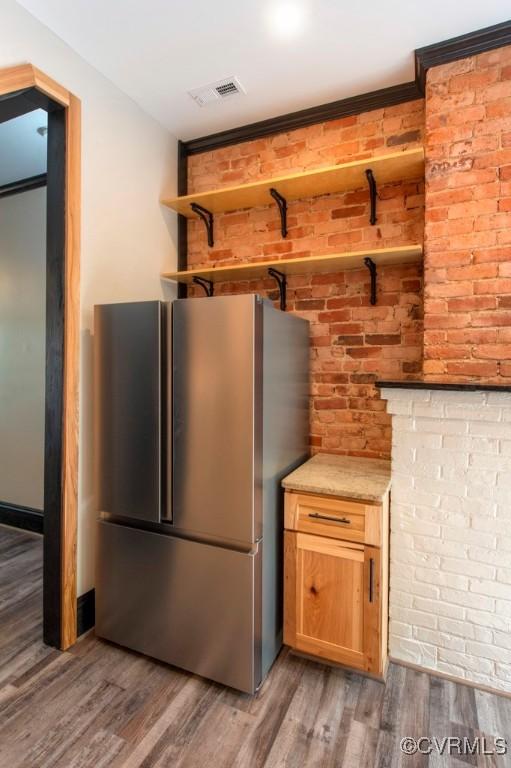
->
[[369, 558, 375, 603], [308, 512, 351, 525]]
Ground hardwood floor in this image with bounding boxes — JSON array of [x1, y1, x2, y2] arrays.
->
[[1, 523, 511, 767]]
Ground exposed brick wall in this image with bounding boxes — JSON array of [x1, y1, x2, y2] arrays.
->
[[424, 46, 511, 382], [382, 387, 511, 693], [187, 102, 425, 458]]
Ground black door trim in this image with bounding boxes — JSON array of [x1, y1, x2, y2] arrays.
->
[[0, 90, 66, 648]]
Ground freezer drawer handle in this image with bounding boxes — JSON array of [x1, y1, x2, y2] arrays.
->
[[308, 512, 351, 525]]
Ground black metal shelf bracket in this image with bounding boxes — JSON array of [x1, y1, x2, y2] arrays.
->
[[364, 257, 377, 305], [192, 276, 214, 297], [269, 188, 288, 238], [268, 267, 287, 311], [191, 203, 214, 247], [365, 168, 377, 225]]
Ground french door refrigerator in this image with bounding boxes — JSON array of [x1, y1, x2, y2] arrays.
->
[[94, 294, 309, 693]]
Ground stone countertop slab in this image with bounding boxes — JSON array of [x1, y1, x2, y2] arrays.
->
[[282, 453, 391, 502]]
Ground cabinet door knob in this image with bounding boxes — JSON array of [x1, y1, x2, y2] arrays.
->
[[308, 512, 351, 524]]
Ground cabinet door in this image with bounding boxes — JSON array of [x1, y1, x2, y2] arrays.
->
[[284, 531, 381, 674]]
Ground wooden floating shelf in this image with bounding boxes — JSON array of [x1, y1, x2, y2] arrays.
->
[[161, 244, 423, 285], [162, 147, 425, 218]]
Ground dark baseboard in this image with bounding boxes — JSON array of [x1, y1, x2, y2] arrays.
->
[[77, 588, 95, 637], [0, 501, 43, 534]]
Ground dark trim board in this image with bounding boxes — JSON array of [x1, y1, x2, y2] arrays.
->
[[77, 589, 95, 637], [0, 173, 47, 198], [43, 104, 67, 649], [0, 86, 60, 125], [182, 20, 511, 156], [184, 81, 421, 155], [0, 86, 66, 649], [376, 380, 511, 393], [0, 502, 43, 534], [177, 139, 188, 299], [415, 20, 511, 93]]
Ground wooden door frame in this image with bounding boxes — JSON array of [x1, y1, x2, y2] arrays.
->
[[0, 64, 80, 650]]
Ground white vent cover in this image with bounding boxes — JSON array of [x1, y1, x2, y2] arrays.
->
[[188, 76, 246, 108]]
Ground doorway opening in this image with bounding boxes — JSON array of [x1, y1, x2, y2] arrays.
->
[[0, 107, 47, 533], [0, 66, 80, 650]]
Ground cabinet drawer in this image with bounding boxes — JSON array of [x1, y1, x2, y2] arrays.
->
[[284, 491, 381, 546]]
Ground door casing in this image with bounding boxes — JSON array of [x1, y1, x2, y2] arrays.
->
[[0, 64, 80, 650]]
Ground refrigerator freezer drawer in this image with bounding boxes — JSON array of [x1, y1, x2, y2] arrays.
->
[[96, 520, 262, 694]]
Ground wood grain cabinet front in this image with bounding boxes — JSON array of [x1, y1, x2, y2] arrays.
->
[[284, 490, 389, 679], [284, 491, 382, 546]]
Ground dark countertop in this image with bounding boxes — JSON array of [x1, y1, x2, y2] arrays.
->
[[376, 379, 511, 393]]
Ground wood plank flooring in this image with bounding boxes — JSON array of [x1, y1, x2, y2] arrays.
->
[[2, 524, 511, 767]]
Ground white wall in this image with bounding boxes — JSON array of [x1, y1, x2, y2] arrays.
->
[[0, 187, 46, 509], [381, 387, 511, 694], [0, 0, 178, 594]]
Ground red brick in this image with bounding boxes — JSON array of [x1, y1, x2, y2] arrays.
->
[[474, 344, 511, 360], [426, 281, 474, 298], [473, 312, 511, 327], [365, 334, 401, 345], [446, 361, 499, 377], [473, 246, 511, 263], [346, 347, 383, 359], [446, 264, 498, 281], [186, 96, 426, 457], [474, 279, 511, 295], [402, 361, 422, 373], [448, 68, 500, 93], [447, 296, 497, 312], [331, 206, 366, 219], [331, 334, 362, 345], [315, 398, 348, 410], [427, 345, 471, 359], [262, 241, 293, 256], [447, 329, 497, 344]]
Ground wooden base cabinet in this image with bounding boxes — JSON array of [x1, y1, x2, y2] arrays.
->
[[284, 491, 389, 678]]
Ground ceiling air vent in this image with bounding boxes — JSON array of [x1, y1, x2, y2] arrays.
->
[[188, 77, 246, 108]]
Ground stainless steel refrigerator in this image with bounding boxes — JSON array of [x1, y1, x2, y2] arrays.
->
[[94, 294, 309, 693]]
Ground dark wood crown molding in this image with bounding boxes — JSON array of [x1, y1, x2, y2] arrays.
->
[[182, 20, 511, 156], [184, 81, 421, 156], [415, 19, 511, 94]]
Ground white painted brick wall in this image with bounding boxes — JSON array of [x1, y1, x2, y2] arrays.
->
[[380, 387, 511, 692]]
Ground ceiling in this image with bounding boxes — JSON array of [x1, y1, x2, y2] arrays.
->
[[0, 109, 47, 186], [15, 1, 511, 140]]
